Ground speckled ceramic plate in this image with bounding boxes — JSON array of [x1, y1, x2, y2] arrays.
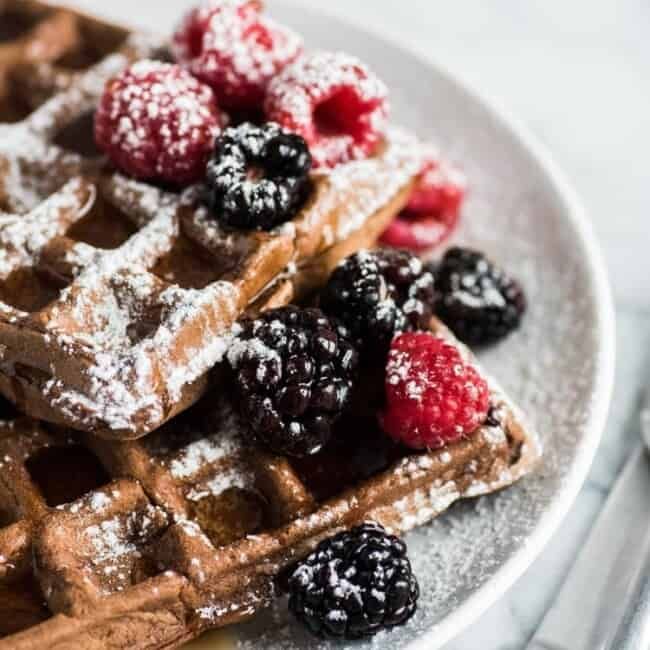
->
[[105, 0, 613, 647]]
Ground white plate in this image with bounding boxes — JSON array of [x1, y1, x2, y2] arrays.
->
[[193, 2, 615, 648], [82, 0, 615, 647]]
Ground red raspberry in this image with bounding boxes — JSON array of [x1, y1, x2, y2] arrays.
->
[[265, 51, 389, 169], [380, 153, 466, 251], [182, 6, 303, 111], [172, 1, 262, 63], [94, 60, 222, 185], [381, 332, 489, 449]]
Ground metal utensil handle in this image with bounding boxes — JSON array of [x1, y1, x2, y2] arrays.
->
[[610, 578, 650, 649], [608, 494, 650, 650]]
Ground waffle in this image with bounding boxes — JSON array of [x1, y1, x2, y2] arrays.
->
[[0, 0, 421, 440], [0, 314, 540, 649]]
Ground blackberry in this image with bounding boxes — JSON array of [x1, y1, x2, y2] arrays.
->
[[205, 122, 312, 231], [287, 521, 419, 639], [227, 306, 358, 457], [432, 246, 526, 346], [320, 249, 435, 356]]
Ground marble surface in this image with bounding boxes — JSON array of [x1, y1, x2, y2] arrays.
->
[[66, 1, 650, 647]]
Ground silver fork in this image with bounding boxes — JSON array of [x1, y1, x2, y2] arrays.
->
[[527, 379, 650, 650]]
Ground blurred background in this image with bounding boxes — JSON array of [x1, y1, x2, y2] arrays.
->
[[67, 1, 650, 647]]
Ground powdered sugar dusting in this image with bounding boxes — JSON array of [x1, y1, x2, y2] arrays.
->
[[0, 178, 94, 281], [188, 6, 303, 109], [203, 13, 302, 85], [230, 30, 605, 648], [418, 142, 468, 194], [155, 282, 240, 400], [1, 167, 244, 432], [226, 334, 280, 369], [94, 60, 222, 183], [266, 51, 389, 167], [85, 519, 135, 562], [0, 54, 128, 214], [20, 127, 418, 433], [172, 0, 259, 63], [169, 423, 243, 480], [27, 54, 129, 140], [182, 127, 421, 265], [0, 7, 608, 649], [186, 465, 255, 501], [326, 128, 421, 239], [172, 419, 257, 504], [197, 591, 264, 624], [20, 169, 242, 431], [83, 503, 163, 564]]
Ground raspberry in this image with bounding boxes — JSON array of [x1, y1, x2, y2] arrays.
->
[[381, 332, 489, 449], [227, 307, 358, 457], [287, 522, 419, 639], [94, 60, 222, 185], [433, 247, 526, 346], [380, 152, 466, 251], [205, 122, 312, 230], [265, 52, 389, 168], [181, 4, 302, 111], [320, 250, 434, 357], [172, 0, 262, 63], [406, 153, 466, 217]]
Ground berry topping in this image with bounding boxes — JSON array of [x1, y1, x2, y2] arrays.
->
[[320, 249, 434, 356], [227, 306, 358, 457], [381, 332, 490, 449], [265, 51, 389, 168], [177, 2, 302, 111], [94, 60, 222, 185], [381, 152, 466, 251], [287, 521, 419, 639], [205, 122, 312, 230], [172, 1, 262, 63], [406, 153, 467, 218], [433, 247, 526, 346]]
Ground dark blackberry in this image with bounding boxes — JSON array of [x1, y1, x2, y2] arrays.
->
[[226, 306, 358, 457], [320, 249, 435, 356], [204, 122, 312, 231], [286, 521, 419, 639], [432, 246, 526, 346]]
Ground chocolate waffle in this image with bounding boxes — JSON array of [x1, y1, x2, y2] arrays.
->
[[0, 0, 421, 440], [0, 315, 540, 649]]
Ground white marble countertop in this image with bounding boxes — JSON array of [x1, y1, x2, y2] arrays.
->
[[65, 1, 650, 647]]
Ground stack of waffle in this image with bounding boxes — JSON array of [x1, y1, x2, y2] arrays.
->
[[0, 2, 540, 648]]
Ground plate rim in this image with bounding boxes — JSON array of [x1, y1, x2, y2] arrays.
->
[[270, 2, 616, 647]]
